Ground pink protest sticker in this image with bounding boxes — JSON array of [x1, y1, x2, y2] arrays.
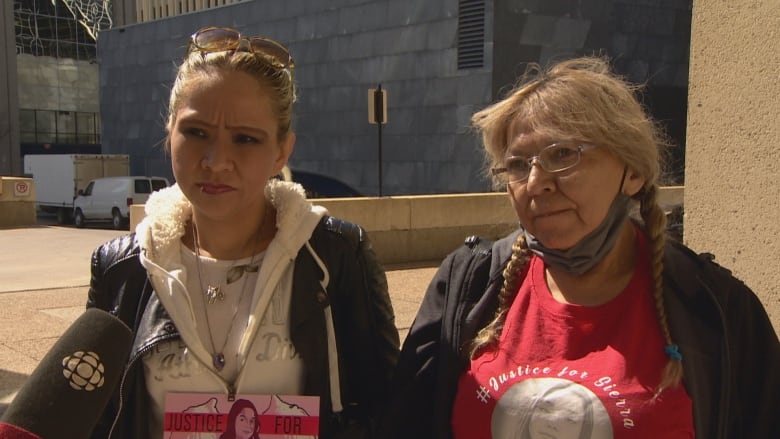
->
[[164, 392, 319, 438]]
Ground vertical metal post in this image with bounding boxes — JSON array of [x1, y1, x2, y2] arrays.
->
[[376, 84, 383, 197]]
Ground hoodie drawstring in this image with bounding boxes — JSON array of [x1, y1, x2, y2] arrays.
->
[[304, 241, 343, 413]]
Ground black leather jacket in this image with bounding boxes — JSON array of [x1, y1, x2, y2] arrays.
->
[[87, 216, 400, 439], [382, 230, 780, 439]]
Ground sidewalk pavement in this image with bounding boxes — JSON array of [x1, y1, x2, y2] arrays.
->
[[0, 222, 437, 415]]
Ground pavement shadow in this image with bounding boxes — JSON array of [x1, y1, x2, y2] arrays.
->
[[0, 369, 29, 418], [35, 213, 127, 231]]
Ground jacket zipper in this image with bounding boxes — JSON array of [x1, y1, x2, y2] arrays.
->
[[108, 334, 175, 438], [107, 333, 237, 437]]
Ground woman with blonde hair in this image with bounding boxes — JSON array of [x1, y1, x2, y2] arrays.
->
[[86, 26, 399, 438], [383, 56, 780, 438]]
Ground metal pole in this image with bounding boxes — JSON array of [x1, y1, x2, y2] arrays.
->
[[377, 84, 383, 197]]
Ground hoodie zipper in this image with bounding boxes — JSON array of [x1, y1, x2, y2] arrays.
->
[[107, 333, 176, 438], [107, 333, 238, 438]]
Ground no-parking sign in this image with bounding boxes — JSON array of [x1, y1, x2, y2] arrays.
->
[[14, 181, 31, 197]]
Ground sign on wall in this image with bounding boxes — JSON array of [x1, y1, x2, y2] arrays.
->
[[14, 181, 31, 197]]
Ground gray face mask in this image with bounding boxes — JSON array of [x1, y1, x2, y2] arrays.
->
[[524, 192, 633, 275]]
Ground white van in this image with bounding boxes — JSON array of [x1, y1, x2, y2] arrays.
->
[[73, 176, 169, 229]]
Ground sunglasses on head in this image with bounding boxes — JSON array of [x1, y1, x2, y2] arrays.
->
[[187, 26, 294, 70]]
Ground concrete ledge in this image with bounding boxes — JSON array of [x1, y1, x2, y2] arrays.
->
[[316, 193, 521, 264], [0, 177, 36, 229], [131, 186, 684, 265]]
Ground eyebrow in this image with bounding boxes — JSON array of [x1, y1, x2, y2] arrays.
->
[[178, 115, 270, 135]]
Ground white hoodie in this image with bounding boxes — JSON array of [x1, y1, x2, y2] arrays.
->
[[134, 179, 327, 437]]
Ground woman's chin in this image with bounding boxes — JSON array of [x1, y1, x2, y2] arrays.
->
[[528, 231, 578, 251]]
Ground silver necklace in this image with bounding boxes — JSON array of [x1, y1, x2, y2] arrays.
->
[[191, 216, 264, 371], [192, 225, 260, 305]]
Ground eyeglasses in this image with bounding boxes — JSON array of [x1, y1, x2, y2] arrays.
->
[[188, 27, 294, 70], [491, 142, 596, 183]]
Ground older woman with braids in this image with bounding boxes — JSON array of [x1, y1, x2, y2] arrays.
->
[[382, 56, 780, 438]]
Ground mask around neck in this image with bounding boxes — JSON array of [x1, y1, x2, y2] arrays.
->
[[524, 192, 633, 275]]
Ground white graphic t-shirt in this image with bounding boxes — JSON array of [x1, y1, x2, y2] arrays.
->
[[143, 246, 305, 438]]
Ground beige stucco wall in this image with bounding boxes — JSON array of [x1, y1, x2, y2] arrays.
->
[[686, 1, 780, 329]]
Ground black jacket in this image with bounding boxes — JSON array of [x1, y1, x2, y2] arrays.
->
[[383, 230, 780, 438], [87, 216, 400, 439]]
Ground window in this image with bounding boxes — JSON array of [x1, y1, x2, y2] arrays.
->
[[18, 109, 100, 144], [134, 179, 152, 194], [13, 0, 108, 61], [152, 179, 169, 191]]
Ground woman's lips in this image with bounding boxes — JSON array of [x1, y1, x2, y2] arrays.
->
[[198, 183, 235, 194], [534, 208, 568, 219]]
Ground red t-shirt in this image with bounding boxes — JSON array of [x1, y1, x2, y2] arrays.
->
[[451, 231, 694, 438]]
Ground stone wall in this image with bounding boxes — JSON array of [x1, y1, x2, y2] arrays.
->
[[98, 0, 494, 195], [98, 0, 691, 195]]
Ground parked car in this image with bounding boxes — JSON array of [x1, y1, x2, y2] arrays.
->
[[73, 176, 170, 229], [278, 166, 363, 198]]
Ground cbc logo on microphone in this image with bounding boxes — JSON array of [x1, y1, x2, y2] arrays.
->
[[61, 351, 106, 391]]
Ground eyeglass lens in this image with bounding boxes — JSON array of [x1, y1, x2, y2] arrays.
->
[[504, 143, 582, 181], [247, 38, 292, 67], [194, 28, 241, 50], [192, 28, 292, 68]]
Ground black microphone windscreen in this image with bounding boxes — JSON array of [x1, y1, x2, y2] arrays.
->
[[1, 308, 133, 439]]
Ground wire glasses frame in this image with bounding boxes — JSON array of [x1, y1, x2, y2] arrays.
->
[[187, 26, 295, 70], [491, 142, 596, 183]]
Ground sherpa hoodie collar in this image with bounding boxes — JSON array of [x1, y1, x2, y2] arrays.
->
[[135, 179, 327, 264]]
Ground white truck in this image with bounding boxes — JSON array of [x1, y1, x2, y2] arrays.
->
[[23, 154, 130, 223]]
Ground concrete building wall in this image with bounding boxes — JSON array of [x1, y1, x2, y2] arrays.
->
[[98, 0, 494, 195], [492, 0, 691, 182], [99, 0, 691, 196], [686, 1, 780, 328], [1, 0, 21, 175]]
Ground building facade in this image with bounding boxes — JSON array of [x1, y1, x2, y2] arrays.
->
[[0, 0, 232, 175], [2, 0, 692, 195], [98, 0, 691, 195]]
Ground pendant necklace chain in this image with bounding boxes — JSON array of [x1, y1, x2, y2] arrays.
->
[[191, 209, 266, 371]]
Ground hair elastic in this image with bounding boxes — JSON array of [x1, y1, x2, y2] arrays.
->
[[664, 344, 683, 361]]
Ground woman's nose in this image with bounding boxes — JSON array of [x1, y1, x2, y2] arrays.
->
[[202, 140, 234, 172], [524, 161, 555, 195]]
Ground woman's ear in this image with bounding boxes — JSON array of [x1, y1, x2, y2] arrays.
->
[[273, 132, 296, 174], [623, 168, 646, 197]]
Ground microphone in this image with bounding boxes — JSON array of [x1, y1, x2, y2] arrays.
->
[[0, 308, 133, 439]]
